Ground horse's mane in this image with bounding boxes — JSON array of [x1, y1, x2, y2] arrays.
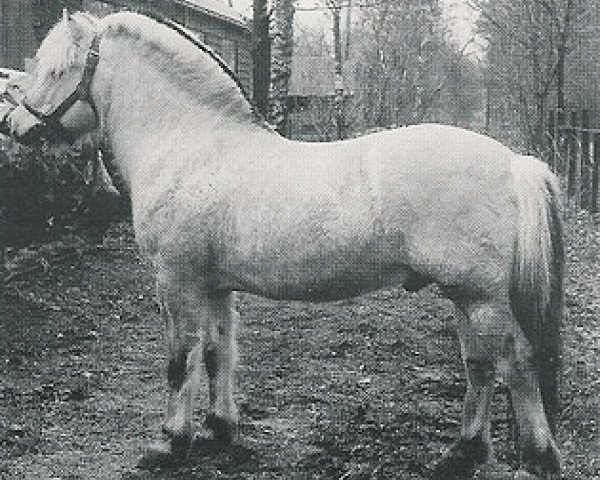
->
[[72, 11, 270, 129]]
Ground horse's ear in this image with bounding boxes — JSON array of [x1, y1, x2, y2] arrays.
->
[[63, 9, 85, 43]]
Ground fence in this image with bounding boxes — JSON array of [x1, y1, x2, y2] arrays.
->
[[547, 109, 600, 213]]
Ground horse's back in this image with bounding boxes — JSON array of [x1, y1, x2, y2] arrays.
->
[[214, 124, 521, 298]]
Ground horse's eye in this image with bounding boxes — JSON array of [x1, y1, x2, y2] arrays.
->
[[51, 70, 64, 79]]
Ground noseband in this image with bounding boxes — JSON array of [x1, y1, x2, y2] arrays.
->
[[22, 34, 102, 142]]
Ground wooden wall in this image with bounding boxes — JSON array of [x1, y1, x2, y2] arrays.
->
[[0, 0, 252, 95], [82, 0, 253, 95]]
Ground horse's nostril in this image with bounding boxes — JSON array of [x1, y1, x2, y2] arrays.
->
[[0, 119, 9, 137], [0, 109, 13, 136]]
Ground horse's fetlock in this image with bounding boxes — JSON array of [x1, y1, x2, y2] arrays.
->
[[520, 436, 561, 475], [170, 432, 193, 459], [465, 357, 495, 386], [203, 343, 218, 378], [432, 434, 491, 480], [205, 412, 238, 445], [167, 350, 188, 389]]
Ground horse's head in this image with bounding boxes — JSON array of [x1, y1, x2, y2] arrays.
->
[[6, 10, 100, 145]]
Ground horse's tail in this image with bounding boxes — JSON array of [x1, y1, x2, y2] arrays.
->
[[509, 155, 564, 434]]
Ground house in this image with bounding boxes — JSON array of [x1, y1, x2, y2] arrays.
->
[[287, 55, 353, 142], [0, 0, 252, 94]]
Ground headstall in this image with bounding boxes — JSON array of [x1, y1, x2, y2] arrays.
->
[[21, 34, 102, 142]]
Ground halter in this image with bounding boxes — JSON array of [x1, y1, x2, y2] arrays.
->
[[22, 34, 102, 143]]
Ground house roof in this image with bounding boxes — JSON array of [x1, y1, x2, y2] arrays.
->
[[179, 0, 248, 29], [288, 56, 354, 97]]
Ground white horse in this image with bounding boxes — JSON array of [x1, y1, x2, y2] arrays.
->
[[3, 11, 564, 478]]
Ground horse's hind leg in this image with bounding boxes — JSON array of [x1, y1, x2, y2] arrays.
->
[[203, 291, 239, 444], [432, 302, 502, 479], [503, 323, 560, 476]]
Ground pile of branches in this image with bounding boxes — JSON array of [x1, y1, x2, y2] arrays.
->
[[0, 139, 126, 247]]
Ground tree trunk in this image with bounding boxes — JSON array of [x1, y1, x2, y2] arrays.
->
[[252, 0, 270, 118], [332, 7, 345, 139], [270, 0, 295, 136]]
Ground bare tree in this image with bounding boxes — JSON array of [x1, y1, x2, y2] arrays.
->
[[472, 0, 588, 151], [350, 0, 449, 129]]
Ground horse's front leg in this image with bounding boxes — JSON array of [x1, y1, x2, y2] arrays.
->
[[203, 291, 239, 444], [158, 282, 206, 457]]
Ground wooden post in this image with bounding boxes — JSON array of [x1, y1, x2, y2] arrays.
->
[[0, 146, 5, 310], [567, 111, 579, 201], [580, 110, 590, 209], [574, 111, 583, 208], [547, 109, 556, 171], [0, 200, 4, 311], [592, 133, 600, 214]]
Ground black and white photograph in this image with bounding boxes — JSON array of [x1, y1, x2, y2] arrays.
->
[[0, 0, 598, 479]]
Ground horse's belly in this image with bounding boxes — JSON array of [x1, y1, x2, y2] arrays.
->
[[217, 253, 425, 301]]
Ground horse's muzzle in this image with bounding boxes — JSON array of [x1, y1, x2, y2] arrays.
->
[[13, 122, 51, 146], [0, 117, 9, 137], [3, 103, 56, 146]]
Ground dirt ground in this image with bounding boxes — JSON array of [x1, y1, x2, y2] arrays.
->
[[1, 210, 598, 480]]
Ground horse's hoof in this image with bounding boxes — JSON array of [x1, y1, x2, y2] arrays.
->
[[161, 423, 194, 459], [170, 432, 193, 459], [515, 468, 560, 480], [519, 440, 562, 478], [137, 441, 175, 470], [472, 462, 514, 479], [431, 437, 491, 479], [205, 413, 238, 445], [514, 470, 540, 480]]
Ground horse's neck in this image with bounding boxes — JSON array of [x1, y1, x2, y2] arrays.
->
[[94, 36, 271, 185]]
